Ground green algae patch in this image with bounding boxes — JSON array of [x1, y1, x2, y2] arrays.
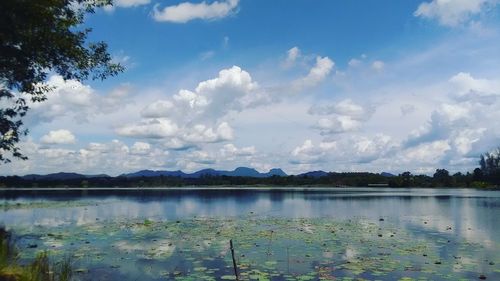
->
[[0, 200, 102, 210], [7, 216, 500, 281]]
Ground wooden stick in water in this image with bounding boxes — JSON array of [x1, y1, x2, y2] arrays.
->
[[230, 239, 239, 280]]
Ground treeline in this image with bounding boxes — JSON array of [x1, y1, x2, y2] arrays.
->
[[1, 147, 500, 188], [0, 169, 496, 188]]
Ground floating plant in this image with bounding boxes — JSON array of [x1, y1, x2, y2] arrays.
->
[[4, 215, 498, 281]]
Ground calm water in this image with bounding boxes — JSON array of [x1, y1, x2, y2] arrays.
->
[[0, 187, 499, 280]]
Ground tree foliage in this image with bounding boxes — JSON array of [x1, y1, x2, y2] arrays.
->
[[0, 0, 123, 163], [479, 147, 500, 184]]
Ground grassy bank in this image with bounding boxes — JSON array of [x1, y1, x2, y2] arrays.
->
[[0, 228, 72, 281]]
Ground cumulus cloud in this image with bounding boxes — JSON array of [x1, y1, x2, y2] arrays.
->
[[352, 134, 396, 163], [309, 99, 374, 134], [40, 130, 76, 145], [309, 99, 368, 118], [1, 139, 171, 175], [290, 140, 339, 165], [292, 56, 334, 90], [163, 138, 197, 151], [130, 142, 151, 155], [414, 0, 498, 26], [404, 103, 469, 147], [119, 66, 256, 147], [153, 0, 239, 23], [26, 75, 131, 125], [405, 72, 500, 151], [220, 143, 256, 159], [290, 140, 329, 164], [141, 100, 175, 118], [27, 75, 95, 123], [449, 72, 500, 102], [405, 140, 451, 163], [181, 122, 234, 143], [315, 116, 362, 135], [400, 72, 500, 171], [187, 151, 217, 164], [290, 135, 396, 166], [116, 118, 179, 139]]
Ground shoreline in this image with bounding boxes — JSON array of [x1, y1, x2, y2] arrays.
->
[[1, 185, 499, 191]]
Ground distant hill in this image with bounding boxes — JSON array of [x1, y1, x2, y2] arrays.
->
[[298, 171, 329, 178], [22, 172, 110, 180], [120, 167, 288, 179], [120, 170, 188, 178], [264, 168, 287, 177], [14, 170, 401, 181]]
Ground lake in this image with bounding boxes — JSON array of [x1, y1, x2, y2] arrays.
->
[[0, 187, 499, 280]]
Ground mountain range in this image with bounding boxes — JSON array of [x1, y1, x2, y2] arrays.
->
[[14, 168, 396, 180], [121, 167, 287, 178]]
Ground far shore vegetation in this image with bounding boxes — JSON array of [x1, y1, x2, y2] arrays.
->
[[0, 227, 72, 281], [1, 148, 500, 189]]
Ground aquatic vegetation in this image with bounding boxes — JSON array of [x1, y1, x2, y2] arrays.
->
[[0, 228, 73, 281], [6, 216, 499, 280], [0, 200, 99, 211]]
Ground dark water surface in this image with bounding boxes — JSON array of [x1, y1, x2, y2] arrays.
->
[[0, 187, 499, 280]]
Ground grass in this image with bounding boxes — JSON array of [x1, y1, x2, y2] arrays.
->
[[0, 227, 73, 281]]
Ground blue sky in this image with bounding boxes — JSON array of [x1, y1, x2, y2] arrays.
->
[[4, 0, 500, 176]]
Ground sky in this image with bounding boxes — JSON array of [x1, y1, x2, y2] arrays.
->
[[3, 0, 500, 176]]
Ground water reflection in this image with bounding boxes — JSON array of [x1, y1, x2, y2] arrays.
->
[[0, 188, 499, 247]]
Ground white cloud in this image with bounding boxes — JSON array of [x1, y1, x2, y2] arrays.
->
[[449, 72, 500, 102], [220, 143, 256, 158], [181, 122, 234, 143], [292, 56, 334, 90], [153, 0, 239, 23], [163, 138, 197, 151], [290, 140, 328, 164], [398, 72, 500, 171], [414, 0, 498, 26], [130, 142, 151, 155], [348, 58, 362, 67], [453, 128, 486, 155], [40, 130, 76, 145], [315, 116, 362, 135], [187, 151, 216, 164], [116, 118, 179, 139], [103, 0, 150, 12], [115, 0, 150, 7], [28, 76, 95, 123], [290, 135, 396, 166], [1, 139, 171, 176], [309, 99, 374, 135], [141, 100, 175, 118], [371, 60, 385, 71], [405, 140, 451, 163], [309, 99, 369, 119], [26, 75, 131, 125], [352, 134, 395, 163], [283, 47, 301, 68], [121, 66, 259, 146], [401, 104, 417, 116], [7, 31, 500, 176], [287, 47, 301, 62]]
